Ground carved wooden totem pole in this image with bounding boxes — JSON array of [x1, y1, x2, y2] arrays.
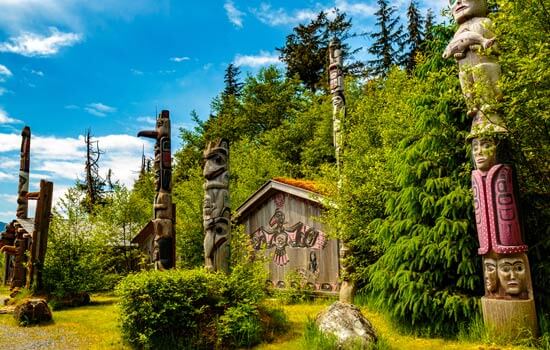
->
[[444, 0, 537, 337], [138, 110, 175, 270], [2, 127, 32, 292], [17, 127, 31, 219], [202, 139, 230, 273], [329, 38, 355, 303]]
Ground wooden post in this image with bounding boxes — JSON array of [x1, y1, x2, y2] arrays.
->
[[26, 180, 53, 290]]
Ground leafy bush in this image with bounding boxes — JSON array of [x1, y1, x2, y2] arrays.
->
[[42, 188, 110, 298], [116, 267, 287, 349]]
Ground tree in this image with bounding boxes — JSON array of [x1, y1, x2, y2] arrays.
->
[[77, 129, 106, 212], [423, 8, 435, 44], [223, 63, 243, 98], [368, 0, 406, 76], [405, 0, 424, 71], [365, 24, 482, 335], [278, 10, 361, 92]]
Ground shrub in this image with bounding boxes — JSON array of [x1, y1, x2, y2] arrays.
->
[[116, 267, 287, 349]]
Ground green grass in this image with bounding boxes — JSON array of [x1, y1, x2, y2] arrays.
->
[[0, 287, 127, 350], [0, 286, 544, 349]]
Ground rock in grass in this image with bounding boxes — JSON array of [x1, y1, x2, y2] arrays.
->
[[316, 301, 377, 347], [14, 298, 52, 326]]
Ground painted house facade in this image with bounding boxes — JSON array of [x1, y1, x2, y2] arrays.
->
[[235, 178, 340, 293]]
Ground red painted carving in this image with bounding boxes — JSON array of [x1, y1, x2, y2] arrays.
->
[[472, 164, 527, 255]]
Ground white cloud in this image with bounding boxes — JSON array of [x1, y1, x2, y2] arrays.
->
[[136, 116, 156, 125], [0, 193, 18, 203], [130, 68, 143, 75], [0, 171, 13, 181], [85, 102, 116, 117], [224, 0, 245, 28], [169, 56, 190, 62], [0, 108, 22, 124], [333, 0, 376, 17], [31, 69, 44, 76], [0, 88, 7, 96], [234, 50, 281, 67], [0, 0, 166, 34], [0, 210, 15, 223], [64, 104, 79, 110], [0, 27, 82, 57], [252, 3, 317, 26], [0, 64, 13, 77]]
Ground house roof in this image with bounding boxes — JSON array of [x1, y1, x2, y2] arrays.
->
[[15, 218, 35, 233], [131, 220, 154, 244], [234, 178, 327, 222]]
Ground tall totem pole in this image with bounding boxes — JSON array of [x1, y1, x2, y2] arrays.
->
[[138, 110, 175, 270], [444, 0, 537, 336], [202, 139, 230, 273], [17, 127, 31, 219], [329, 38, 355, 303]]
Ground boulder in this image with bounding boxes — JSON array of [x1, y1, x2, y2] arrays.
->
[[14, 298, 52, 326], [316, 301, 377, 347]]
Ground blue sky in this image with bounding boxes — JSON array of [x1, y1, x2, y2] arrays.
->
[[0, 0, 447, 222]]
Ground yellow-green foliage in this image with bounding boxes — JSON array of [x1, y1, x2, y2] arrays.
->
[[115, 266, 283, 349]]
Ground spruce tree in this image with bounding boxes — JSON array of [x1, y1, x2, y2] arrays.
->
[[424, 9, 435, 44], [405, 0, 424, 71], [223, 63, 243, 98], [368, 0, 405, 76], [367, 25, 481, 335], [278, 10, 361, 92]]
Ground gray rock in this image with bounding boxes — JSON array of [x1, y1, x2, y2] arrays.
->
[[316, 301, 377, 348]]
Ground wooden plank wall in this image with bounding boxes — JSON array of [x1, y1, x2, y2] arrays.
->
[[243, 192, 340, 292]]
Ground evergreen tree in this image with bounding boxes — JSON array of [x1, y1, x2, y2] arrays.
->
[[367, 25, 480, 335], [278, 10, 361, 92], [368, 0, 406, 76], [405, 0, 424, 71], [423, 9, 435, 44], [223, 63, 243, 98]]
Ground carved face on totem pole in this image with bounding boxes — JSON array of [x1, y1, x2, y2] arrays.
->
[[472, 137, 497, 172], [497, 256, 527, 295], [450, 0, 488, 24], [203, 141, 228, 180], [484, 257, 497, 293]]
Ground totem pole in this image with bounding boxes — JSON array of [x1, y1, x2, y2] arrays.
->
[[444, 0, 537, 336], [1, 127, 31, 291], [138, 110, 175, 270], [202, 139, 230, 273], [329, 38, 355, 303], [16, 127, 31, 219]]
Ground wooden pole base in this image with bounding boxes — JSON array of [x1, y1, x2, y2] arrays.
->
[[481, 297, 538, 340]]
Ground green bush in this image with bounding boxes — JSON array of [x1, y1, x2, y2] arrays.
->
[[116, 267, 287, 349]]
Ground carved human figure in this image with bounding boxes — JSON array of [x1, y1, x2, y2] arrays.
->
[[203, 217, 230, 271], [203, 139, 230, 272], [445, 0, 504, 134], [497, 256, 527, 296], [483, 257, 497, 294], [472, 137, 497, 172]]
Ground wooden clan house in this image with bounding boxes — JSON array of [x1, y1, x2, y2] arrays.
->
[[235, 178, 340, 292]]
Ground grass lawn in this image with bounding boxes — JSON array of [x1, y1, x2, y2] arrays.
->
[[0, 286, 539, 349]]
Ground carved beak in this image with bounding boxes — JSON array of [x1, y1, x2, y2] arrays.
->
[[137, 130, 158, 139]]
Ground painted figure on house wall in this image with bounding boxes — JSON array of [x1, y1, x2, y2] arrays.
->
[[250, 194, 326, 266]]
